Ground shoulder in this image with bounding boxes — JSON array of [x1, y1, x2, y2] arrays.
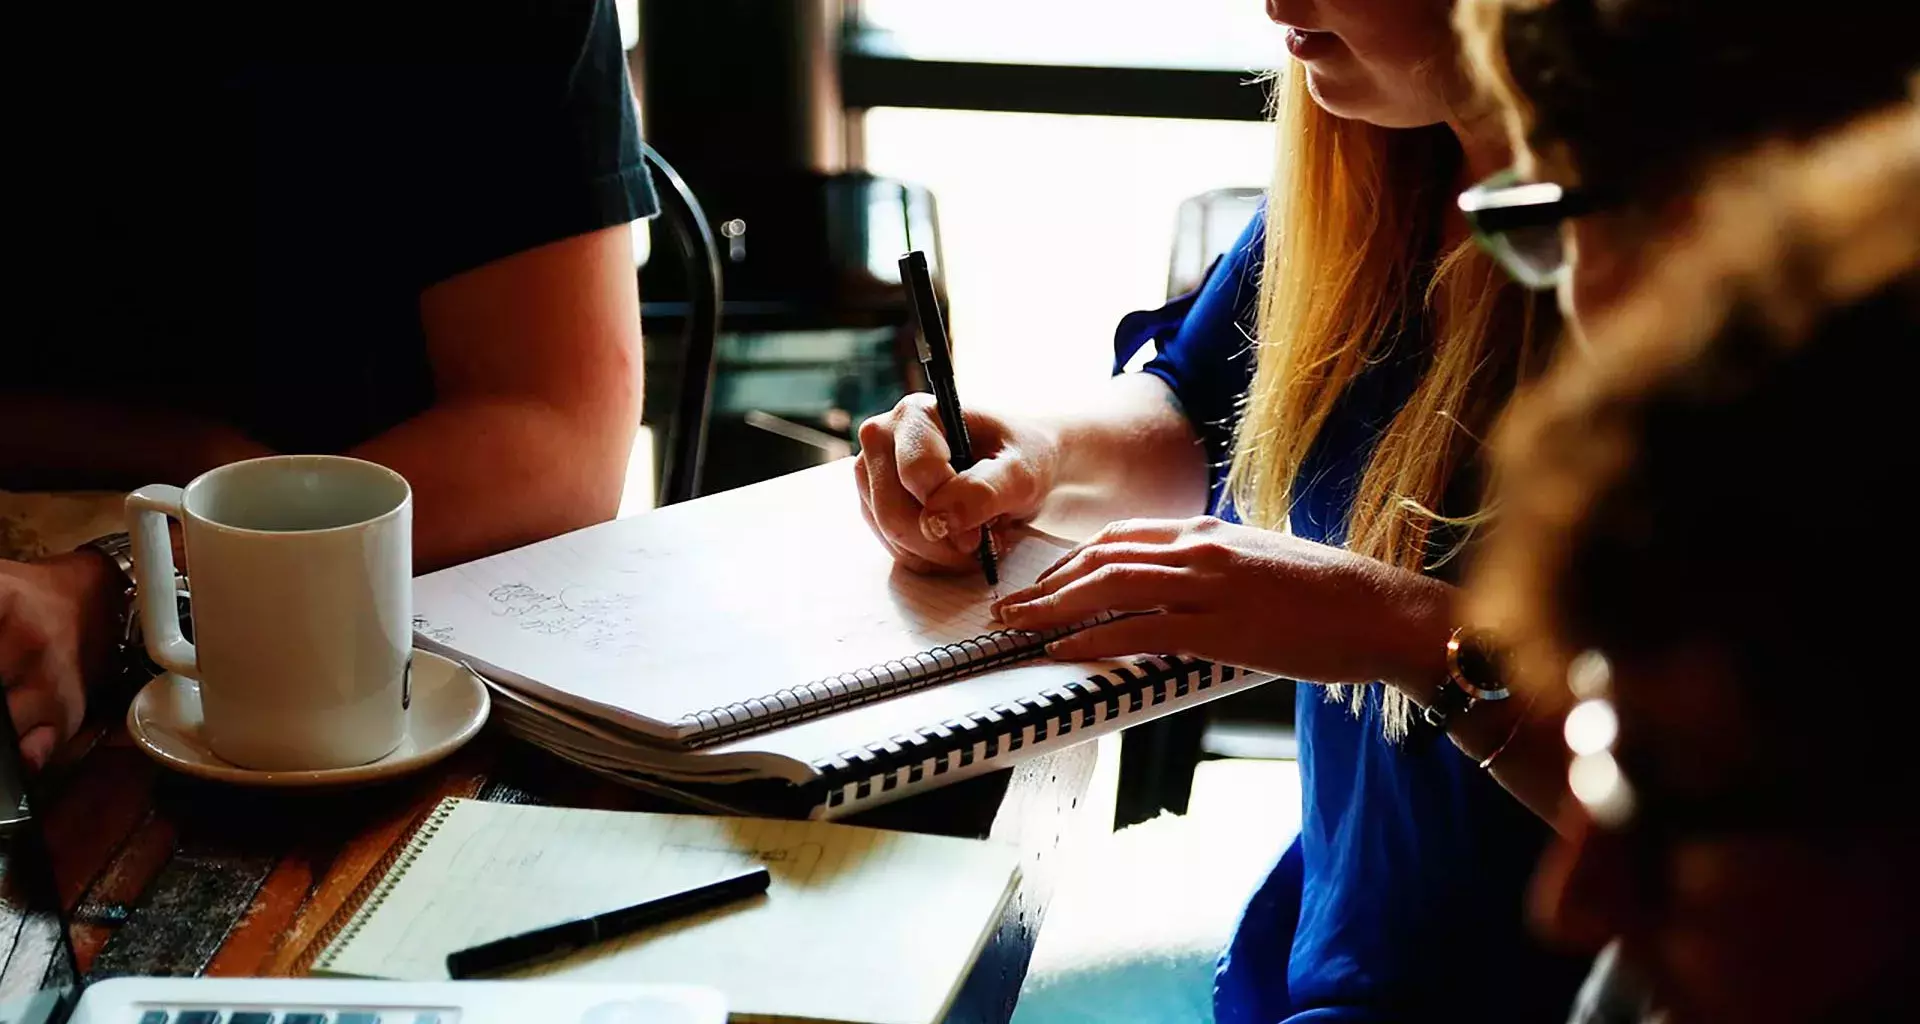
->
[[1209, 213, 1266, 294], [1178, 211, 1267, 349], [1184, 212, 1266, 338]]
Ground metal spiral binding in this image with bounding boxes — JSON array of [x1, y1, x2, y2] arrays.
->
[[678, 616, 1115, 748], [812, 656, 1244, 810], [311, 797, 459, 971]]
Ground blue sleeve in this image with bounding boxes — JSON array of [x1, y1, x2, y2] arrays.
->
[[1112, 212, 1264, 512]]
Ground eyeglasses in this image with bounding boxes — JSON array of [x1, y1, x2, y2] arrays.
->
[[1457, 168, 1605, 291]]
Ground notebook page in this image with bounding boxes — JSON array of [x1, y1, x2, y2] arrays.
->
[[318, 800, 1020, 1024], [413, 462, 1072, 738]]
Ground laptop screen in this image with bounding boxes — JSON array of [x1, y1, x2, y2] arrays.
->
[[0, 711, 82, 1024]]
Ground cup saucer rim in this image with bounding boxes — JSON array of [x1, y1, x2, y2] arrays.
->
[[125, 648, 490, 787]]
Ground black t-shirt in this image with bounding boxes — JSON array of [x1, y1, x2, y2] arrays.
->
[[16, 0, 659, 454]]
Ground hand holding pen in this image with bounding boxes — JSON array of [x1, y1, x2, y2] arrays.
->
[[852, 390, 1058, 576], [897, 251, 1000, 588]]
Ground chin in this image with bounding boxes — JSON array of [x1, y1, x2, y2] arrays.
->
[[1301, 67, 1443, 129]]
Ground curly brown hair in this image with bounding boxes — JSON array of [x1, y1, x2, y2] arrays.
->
[[1471, 105, 1920, 746], [1457, 0, 1919, 207]]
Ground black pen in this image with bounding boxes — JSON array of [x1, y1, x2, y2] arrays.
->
[[899, 250, 1000, 587], [444, 865, 771, 979]]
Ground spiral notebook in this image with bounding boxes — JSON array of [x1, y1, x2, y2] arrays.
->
[[313, 798, 1022, 1024], [412, 462, 1268, 816]]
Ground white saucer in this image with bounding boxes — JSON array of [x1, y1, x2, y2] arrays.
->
[[127, 649, 491, 788]]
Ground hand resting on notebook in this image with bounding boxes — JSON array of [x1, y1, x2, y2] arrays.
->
[[992, 516, 1456, 692]]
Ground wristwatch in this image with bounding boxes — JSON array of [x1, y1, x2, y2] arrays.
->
[[81, 531, 188, 684], [1422, 627, 1511, 729]]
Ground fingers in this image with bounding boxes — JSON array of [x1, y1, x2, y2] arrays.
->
[[1023, 541, 1192, 603], [922, 454, 1040, 541], [854, 450, 949, 575], [897, 404, 1039, 553], [891, 403, 955, 505], [0, 606, 46, 681], [1034, 519, 1192, 582], [0, 567, 92, 768], [856, 397, 1006, 571], [17, 725, 57, 771], [889, 411, 986, 555], [6, 682, 66, 769], [1044, 613, 1193, 662], [995, 563, 1192, 631], [868, 444, 972, 570]]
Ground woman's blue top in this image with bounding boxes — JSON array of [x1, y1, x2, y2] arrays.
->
[[1113, 214, 1586, 1023]]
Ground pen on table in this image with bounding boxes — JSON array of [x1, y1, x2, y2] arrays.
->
[[899, 249, 1000, 589], [444, 865, 771, 979]]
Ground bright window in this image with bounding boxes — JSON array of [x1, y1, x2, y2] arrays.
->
[[862, 109, 1273, 407], [856, 0, 1279, 71]]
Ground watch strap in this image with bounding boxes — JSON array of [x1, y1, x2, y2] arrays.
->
[[80, 531, 176, 685], [1422, 677, 1477, 729], [83, 531, 137, 585]]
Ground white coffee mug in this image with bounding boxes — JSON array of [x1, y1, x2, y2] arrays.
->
[[127, 455, 412, 771]]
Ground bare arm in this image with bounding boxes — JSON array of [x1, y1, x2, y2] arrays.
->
[[1030, 372, 1214, 538], [2, 223, 642, 573], [359, 223, 641, 571], [1425, 682, 1575, 826]]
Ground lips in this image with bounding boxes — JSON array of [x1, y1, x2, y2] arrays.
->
[[1283, 26, 1339, 60], [1266, 3, 1338, 60]]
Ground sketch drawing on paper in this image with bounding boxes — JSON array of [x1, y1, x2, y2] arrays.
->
[[487, 581, 646, 653], [412, 614, 456, 645]]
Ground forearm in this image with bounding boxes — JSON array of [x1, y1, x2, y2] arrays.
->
[[351, 396, 635, 572], [0, 395, 268, 491], [1478, 703, 1575, 826], [1031, 373, 1212, 538], [1372, 580, 1573, 825], [1387, 659, 1574, 825]]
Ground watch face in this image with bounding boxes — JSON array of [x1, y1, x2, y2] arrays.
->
[[1453, 631, 1512, 701]]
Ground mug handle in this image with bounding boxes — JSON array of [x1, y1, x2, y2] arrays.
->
[[126, 484, 197, 679]]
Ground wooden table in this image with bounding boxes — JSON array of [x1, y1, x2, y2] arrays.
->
[[6, 700, 1101, 1023]]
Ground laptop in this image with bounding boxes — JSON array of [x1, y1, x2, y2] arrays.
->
[[0, 712, 727, 1024]]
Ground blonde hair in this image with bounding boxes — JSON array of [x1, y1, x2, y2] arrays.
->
[[1227, 68, 1546, 740]]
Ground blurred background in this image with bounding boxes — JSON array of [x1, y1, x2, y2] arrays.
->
[[622, 0, 1276, 505]]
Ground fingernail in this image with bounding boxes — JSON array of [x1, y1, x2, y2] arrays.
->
[[920, 513, 951, 542]]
